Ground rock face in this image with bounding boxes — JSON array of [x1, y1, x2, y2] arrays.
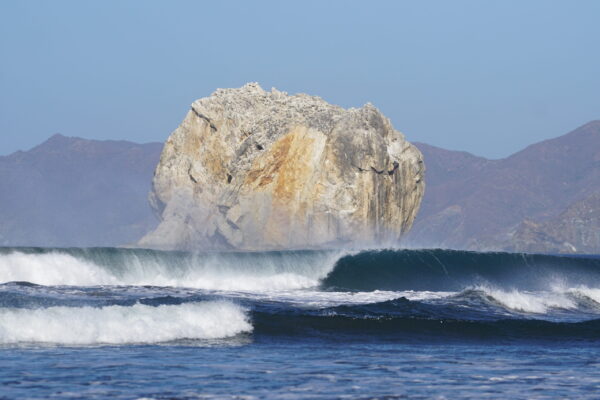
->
[[139, 83, 425, 251]]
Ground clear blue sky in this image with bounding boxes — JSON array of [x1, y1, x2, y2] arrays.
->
[[1, 0, 599, 158]]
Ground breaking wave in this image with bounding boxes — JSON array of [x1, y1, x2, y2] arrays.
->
[[322, 249, 600, 291], [2, 247, 600, 343], [0, 248, 344, 291], [0, 301, 251, 345], [1, 247, 599, 293], [472, 286, 577, 314]]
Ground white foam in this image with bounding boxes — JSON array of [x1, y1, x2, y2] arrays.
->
[[477, 286, 576, 314], [0, 301, 251, 345], [568, 286, 600, 305], [0, 252, 119, 286], [232, 289, 455, 308], [0, 250, 345, 291]]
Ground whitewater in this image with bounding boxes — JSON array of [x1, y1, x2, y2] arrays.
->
[[2, 247, 600, 344], [2, 246, 600, 399]]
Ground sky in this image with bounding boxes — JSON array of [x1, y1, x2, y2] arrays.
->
[[1, 0, 599, 159]]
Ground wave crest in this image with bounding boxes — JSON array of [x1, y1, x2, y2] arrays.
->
[[0, 301, 251, 345], [0, 252, 118, 286], [1, 247, 600, 294], [0, 248, 344, 291], [474, 286, 577, 314]]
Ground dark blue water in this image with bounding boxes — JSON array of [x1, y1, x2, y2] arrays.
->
[[3, 341, 600, 399], [1, 248, 600, 399]]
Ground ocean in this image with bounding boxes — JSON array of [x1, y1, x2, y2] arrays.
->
[[1, 247, 600, 399]]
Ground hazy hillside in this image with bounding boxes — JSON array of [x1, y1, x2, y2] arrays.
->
[[0, 134, 162, 247], [406, 143, 497, 248], [407, 121, 600, 252], [504, 192, 600, 254]]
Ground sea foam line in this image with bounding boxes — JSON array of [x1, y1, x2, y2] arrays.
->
[[0, 301, 252, 345]]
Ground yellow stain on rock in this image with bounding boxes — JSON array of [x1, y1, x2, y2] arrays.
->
[[245, 126, 326, 203], [243, 126, 328, 246]]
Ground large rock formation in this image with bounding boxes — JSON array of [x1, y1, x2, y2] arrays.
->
[[138, 83, 424, 251]]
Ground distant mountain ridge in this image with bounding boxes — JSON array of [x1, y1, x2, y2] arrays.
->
[[407, 121, 600, 253], [0, 134, 162, 247]]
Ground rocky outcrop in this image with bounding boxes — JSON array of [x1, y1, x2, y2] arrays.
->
[[138, 83, 424, 250]]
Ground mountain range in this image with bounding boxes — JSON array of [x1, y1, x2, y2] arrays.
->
[[407, 120, 600, 253], [1, 121, 598, 252], [0, 134, 161, 247]]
